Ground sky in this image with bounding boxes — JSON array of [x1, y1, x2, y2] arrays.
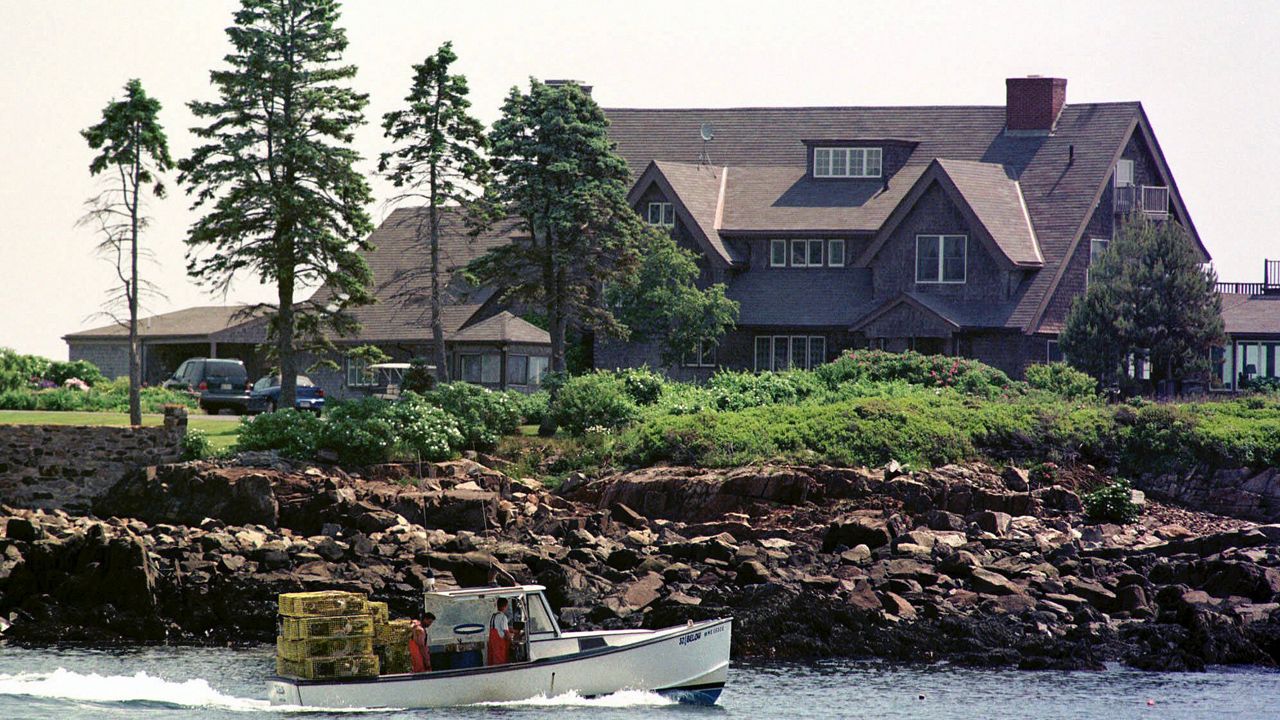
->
[[1, 0, 1277, 359]]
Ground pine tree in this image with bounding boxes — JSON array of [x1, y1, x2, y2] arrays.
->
[[606, 227, 739, 366], [468, 80, 646, 373], [379, 41, 489, 384], [80, 78, 174, 426], [179, 0, 374, 409], [1061, 214, 1223, 392]]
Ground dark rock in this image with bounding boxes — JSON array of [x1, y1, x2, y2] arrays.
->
[[823, 514, 891, 552], [736, 560, 771, 585], [5, 517, 38, 542]]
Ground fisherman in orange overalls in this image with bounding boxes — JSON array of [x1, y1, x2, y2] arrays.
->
[[409, 612, 435, 672], [487, 598, 511, 665]]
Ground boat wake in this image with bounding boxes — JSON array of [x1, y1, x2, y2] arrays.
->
[[478, 689, 677, 708], [0, 668, 376, 713]]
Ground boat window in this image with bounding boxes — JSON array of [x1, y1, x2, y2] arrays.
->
[[526, 594, 555, 634]]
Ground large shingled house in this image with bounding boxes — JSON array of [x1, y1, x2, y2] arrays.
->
[[596, 76, 1208, 380]]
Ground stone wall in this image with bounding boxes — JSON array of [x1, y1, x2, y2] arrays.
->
[[0, 406, 187, 512], [1139, 467, 1280, 523]]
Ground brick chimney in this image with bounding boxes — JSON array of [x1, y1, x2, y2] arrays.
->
[[1005, 76, 1067, 133]]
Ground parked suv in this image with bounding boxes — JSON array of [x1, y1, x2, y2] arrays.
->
[[164, 358, 251, 415]]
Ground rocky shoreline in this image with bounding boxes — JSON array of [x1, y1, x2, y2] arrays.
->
[[2, 456, 1279, 671]]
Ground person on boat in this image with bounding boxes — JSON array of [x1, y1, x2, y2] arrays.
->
[[487, 598, 512, 665], [409, 612, 435, 673]]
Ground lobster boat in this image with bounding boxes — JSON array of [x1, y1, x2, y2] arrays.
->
[[267, 584, 731, 708]]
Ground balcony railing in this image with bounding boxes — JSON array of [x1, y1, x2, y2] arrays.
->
[[1114, 184, 1169, 217], [1217, 259, 1280, 296]]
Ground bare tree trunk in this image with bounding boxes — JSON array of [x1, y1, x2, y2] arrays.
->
[[429, 173, 448, 384], [278, 248, 297, 410], [128, 128, 142, 426], [537, 230, 562, 437]]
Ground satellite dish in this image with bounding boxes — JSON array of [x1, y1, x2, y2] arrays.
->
[[699, 122, 715, 142]]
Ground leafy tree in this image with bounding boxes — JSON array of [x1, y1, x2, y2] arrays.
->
[[468, 80, 648, 431], [380, 41, 489, 384], [179, 0, 374, 410], [607, 227, 739, 366], [1061, 214, 1223, 392], [80, 78, 174, 426]]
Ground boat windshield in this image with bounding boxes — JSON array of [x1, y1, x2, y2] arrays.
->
[[525, 592, 555, 635]]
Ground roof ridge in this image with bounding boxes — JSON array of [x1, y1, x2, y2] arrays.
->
[[603, 101, 1141, 113]]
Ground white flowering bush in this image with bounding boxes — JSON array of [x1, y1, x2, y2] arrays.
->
[[422, 384, 520, 451], [316, 396, 462, 466]]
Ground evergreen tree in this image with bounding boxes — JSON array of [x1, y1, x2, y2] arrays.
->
[[468, 80, 646, 373], [379, 41, 489, 384], [80, 78, 174, 426], [179, 0, 374, 409], [606, 227, 739, 366], [1060, 214, 1223, 391]]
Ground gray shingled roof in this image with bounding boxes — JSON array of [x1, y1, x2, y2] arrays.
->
[[312, 208, 539, 343], [64, 305, 265, 341], [452, 311, 550, 344], [605, 103, 1145, 332], [1221, 293, 1280, 336]]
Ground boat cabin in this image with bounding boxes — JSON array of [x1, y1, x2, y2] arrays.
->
[[422, 585, 560, 669]]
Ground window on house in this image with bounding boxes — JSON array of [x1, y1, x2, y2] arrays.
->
[[828, 239, 845, 267], [528, 356, 549, 386], [1047, 339, 1064, 363], [754, 336, 827, 371], [806, 239, 823, 266], [647, 202, 675, 227], [683, 341, 717, 368], [916, 235, 966, 283], [1115, 159, 1135, 187], [461, 353, 500, 384], [506, 355, 529, 386], [790, 239, 807, 267], [770, 239, 787, 267], [813, 147, 883, 178], [1087, 238, 1110, 286], [346, 357, 375, 387]]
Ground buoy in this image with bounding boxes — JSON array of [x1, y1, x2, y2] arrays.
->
[[1147, 699, 1156, 706], [918, 694, 925, 700]]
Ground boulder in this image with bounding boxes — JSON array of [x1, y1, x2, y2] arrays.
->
[[970, 510, 1012, 536], [5, 517, 38, 542], [736, 560, 772, 585], [619, 572, 664, 611], [879, 591, 917, 620], [969, 568, 1024, 596], [823, 514, 891, 551]]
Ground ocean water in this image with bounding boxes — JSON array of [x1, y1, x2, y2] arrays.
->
[[0, 644, 1277, 719]]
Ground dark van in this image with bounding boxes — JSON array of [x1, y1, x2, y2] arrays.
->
[[164, 358, 251, 415]]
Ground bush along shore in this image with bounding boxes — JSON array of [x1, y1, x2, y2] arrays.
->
[[3, 455, 1280, 671]]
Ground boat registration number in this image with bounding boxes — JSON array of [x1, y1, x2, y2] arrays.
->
[[678, 623, 725, 647]]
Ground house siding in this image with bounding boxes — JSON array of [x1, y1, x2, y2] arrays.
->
[[869, 182, 1009, 301], [68, 341, 130, 381]]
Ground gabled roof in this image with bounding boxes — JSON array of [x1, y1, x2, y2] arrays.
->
[[64, 305, 266, 341], [604, 102, 1166, 334], [1221, 292, 1280, 336], [858, 158, 1042, 269], [452, 311, 550, 345], [850, 291, 1019, 333], [628, 161, 736, 265], [310, 207, 526, 343]]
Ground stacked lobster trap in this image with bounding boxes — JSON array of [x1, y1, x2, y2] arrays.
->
[[275, 591, 379, 679]]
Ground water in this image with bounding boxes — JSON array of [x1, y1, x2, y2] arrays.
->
[[1, 645, 1278, 719]]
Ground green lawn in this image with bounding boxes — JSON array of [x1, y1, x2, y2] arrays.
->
[[0, 411, 240, 451]]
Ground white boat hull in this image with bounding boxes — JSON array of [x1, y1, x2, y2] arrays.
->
[[267, 617, 731, 709]]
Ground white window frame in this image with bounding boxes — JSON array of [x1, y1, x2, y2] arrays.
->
[[647, 202, 674, 227], [682, 340, 717, 368], [1087, 238, 1109, 287], [346, 357, 375, 387], [915, 234, 967, 284], [828, 239, 846, 267], [789, 239, 808, 267], [769, 239, 787, 267], [785, 238, 825, 267], [1115, 159, 1135, 188], [753, 336, 827, 371], [813, 147, 883, 178], [1140, 185, 1169, 217], [1046, 339, 1062, 363]]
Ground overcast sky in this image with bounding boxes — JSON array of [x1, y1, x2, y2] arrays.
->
[[1, 0, 1276, 359]]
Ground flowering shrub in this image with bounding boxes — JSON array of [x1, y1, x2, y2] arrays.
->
[[814, 350, 1013, 398], [317, 395, 462, 466], [63, 378, 91, 392], [235, 409, 323, 459], [422, 383, 519, 451], [551, 372, 638, 435], [1083, 478, 1142, 524]]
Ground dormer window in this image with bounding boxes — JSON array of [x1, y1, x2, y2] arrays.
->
[[647, 202, 674, 227], [814, 147, 882, 178]]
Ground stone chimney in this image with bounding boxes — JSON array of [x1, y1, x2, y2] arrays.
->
[[1005, 76, 1067, 133]]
